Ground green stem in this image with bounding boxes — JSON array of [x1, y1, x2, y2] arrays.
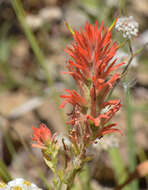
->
[[65, 157, 84, 190], [66, 168, 78, 190]]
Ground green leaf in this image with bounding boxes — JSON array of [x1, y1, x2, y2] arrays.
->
[[0, 159, 12, 182], [44, 157, 56, 173]]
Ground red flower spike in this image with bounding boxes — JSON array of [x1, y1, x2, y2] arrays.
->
[[32, 124, 57, 149], [64, 21, 124, 85], [61, 20, 124, 139]]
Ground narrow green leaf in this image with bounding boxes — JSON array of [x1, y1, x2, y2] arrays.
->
[[0, 159, 12, 182]]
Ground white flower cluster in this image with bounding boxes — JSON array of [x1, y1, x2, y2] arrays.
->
[[115, 16, 139, 39], [0, 178, 42, 190]]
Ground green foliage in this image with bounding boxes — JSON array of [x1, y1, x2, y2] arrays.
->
[[0, 159, 12, 183]]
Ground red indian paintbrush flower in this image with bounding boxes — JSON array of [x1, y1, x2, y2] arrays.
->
[[32, 124, 57, 149], [60, 20, 124, 141]]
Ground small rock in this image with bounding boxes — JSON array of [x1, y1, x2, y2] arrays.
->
[[39, 7, 62, 22], [26, 14, 43, 29]]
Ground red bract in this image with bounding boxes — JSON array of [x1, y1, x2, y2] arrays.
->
[[60, 89, 88, 108], [32, 124, 57, 149], [64, 21, 124, 91], [61, 20, 124, 139]]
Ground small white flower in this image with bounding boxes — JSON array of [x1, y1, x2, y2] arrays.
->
[[8, 178, 24, 187], [3, 178, 42, 190], [0, 181, 8, 190], [115, 16, 139, 39]]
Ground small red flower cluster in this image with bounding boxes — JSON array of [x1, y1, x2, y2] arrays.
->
[[60, 21, 124, 142], [32, 124, 57, 149]]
